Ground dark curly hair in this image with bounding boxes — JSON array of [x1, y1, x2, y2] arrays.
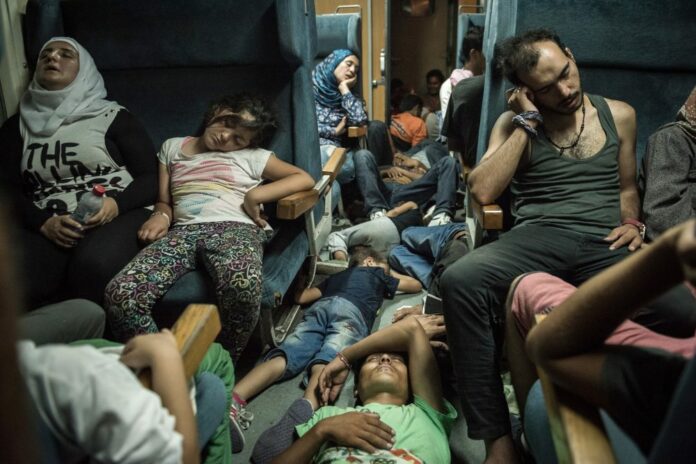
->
[[459, 25, 484, 65], [198, 93, 278, 148], [495, 28, 567, 86], [398, 94, 423, 113]]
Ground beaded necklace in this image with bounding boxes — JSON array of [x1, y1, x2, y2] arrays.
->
[[547, 100, 586, 156]]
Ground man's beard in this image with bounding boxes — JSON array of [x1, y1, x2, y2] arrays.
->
[[538, 89, 584, 115]]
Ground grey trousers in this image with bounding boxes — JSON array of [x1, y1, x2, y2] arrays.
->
[[19, 299, 105, 345], [326, 216, 400, 256]]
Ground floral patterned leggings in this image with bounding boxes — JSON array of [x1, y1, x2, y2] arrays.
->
[[104, 221, 265, 361]]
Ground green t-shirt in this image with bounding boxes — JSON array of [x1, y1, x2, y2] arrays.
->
[[296, 395, 457, 464]]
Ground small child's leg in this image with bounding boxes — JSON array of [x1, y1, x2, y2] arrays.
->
[[227, 354, 287, 454], [202, 222, 265, 362], [303, 363, 327, 410], [234, 356, 287, 402], [104, 227, 197, 342]]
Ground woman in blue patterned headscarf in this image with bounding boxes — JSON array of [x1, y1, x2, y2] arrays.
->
[[313, 49, 368, 187]]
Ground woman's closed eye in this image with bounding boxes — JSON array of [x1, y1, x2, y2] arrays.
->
[[40, 48, 77, 60]]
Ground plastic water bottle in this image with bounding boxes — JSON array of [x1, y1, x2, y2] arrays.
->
[[71, 185, 106, 224]]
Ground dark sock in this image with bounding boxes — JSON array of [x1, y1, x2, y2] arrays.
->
[[251, 398, 314, 464]]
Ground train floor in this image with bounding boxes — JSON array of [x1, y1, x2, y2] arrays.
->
[[235, 288, 486, 463]]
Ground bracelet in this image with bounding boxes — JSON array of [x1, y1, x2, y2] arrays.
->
[[518, 111, 544, 123], [621, 218, 646, 240], [336, 352, 351, 370], [151, 210, 171, 226], [512, 114, 540, 138]]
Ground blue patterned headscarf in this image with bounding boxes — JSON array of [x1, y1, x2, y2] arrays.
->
[[313, 49, 356, 108]]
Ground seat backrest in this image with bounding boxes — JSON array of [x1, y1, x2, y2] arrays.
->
[[455, 13, 486, 68], [315, 13, 362, 96], [24, 0, 321, 185], [477, 0, 696, 164]]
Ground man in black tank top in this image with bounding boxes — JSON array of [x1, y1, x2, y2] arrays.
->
[[439, 28, 696, 463]]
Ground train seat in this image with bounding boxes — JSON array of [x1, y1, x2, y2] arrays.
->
[[479, 0, 696, 460], [24, 0, 331, 346]]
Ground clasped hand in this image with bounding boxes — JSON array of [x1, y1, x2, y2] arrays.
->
[[40, 197, 119, 248]]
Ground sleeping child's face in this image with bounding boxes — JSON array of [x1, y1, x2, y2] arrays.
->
[[202, 110, 258, 152]]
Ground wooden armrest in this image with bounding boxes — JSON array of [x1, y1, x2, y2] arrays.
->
[[277, 189, 319, 220], [471, 199, 503, 230], [533, 314, 617, 463], [139, 304, 221, 387], [276, 147, 348, 220], [347, 125, 367, 138], [322, 147, 347, 183]]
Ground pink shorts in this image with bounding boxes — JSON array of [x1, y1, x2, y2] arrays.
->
[[510, 272, 695, 358]]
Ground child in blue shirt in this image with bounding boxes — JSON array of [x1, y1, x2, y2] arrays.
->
[[229, 247, 421, 451]]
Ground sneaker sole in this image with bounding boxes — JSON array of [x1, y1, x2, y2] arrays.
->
[[229, 416, 246, 453]]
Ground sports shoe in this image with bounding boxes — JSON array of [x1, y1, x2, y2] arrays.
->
[[229, 396, 255, 453], [369, 209, 387, 220], [428, 212, 452, 227], [422, 204, 437, 223]]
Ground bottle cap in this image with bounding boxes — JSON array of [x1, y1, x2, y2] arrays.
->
[[92, 185, 106, 196]]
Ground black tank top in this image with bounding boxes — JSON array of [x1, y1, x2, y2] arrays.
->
[[510, 93, 621, 237]]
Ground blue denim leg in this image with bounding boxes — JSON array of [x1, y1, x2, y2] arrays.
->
[[337, 149, 356, 185], [263, 301, 333, 380], [308, 297, 368, 372], [390, 156, 459, 215], [354, 149, 392, 214], [389, 244, 435, 288], [194, 372, 228, 451], [402, 223, 467, 260]]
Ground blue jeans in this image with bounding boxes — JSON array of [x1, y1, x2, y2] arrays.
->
[[264, 296, 368, 382], [194, 372, 227, 450], [354, 151, 459, 216], [321, 144, 360, 185], [389, 223, 467, 288]]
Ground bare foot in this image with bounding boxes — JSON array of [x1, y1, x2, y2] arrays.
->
[[332, 250, 348, 261], [392, 304, 423, 322]]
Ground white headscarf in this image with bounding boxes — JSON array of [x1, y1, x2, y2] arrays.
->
[[19, 37, 114, 137]]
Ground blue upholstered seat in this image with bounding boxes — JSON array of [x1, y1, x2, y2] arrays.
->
[[315, 13, 362, 94], [478, 0, 696, 164], [24, 0, 322, 342]]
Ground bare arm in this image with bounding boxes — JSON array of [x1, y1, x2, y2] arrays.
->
[[467, 111, 530, 204], [390, 269, 423, 293], [296, 287, 323, 305], [138, 162, 173, 243], [244, 155, 315, 227], [270, 412, 395, 464], [603, 100, 643, 251], [120, 331, 199, 464], [526, 220, 690, 365], [320, 317, 445, 412]]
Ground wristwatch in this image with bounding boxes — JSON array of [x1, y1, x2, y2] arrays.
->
[[622, 218, 646, 240]]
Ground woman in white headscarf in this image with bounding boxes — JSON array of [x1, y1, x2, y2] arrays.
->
[[0, 37, 157, 309]]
